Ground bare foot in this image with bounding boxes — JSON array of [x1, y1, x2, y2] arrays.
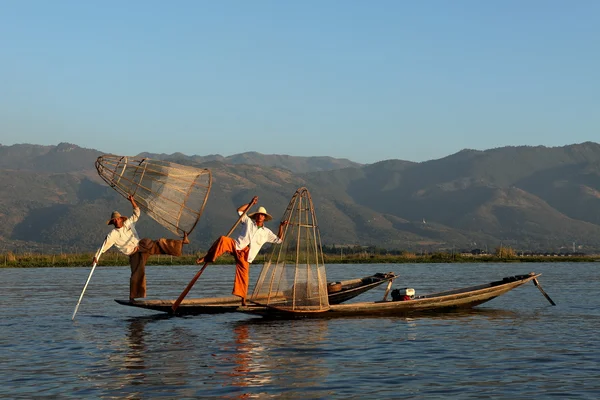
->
[[195, 257, 204, 265], [241, 298, 247, 306], [182, 232, 190, 244]]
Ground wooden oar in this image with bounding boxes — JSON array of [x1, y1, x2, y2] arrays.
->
[[171, 199, 256, 313], [382, 276, 396, 301], [533, 277, 556, 306], [72, 243, 105, 320]]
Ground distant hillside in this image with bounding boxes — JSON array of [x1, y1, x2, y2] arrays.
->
[[0, 142, 102, 173], [2, 142, 600, 254], [136, 151, 362, 173]]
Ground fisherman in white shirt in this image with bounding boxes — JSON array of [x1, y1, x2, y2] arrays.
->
[[195, 196, 287, 305], [94, 195, 190, 300]]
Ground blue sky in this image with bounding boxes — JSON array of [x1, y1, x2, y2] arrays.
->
[[1, 1, 598, 164]]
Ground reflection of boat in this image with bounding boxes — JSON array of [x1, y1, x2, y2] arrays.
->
[[114, 272, 396, 315], [238, 273, 544, 319]]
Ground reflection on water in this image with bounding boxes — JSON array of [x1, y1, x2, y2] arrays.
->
[[122, 315, 200, 393], [125, 317, 148, 370], [1, 263, 599, 398], [221, 323, 273, 391], [216, 319, 331, 398]]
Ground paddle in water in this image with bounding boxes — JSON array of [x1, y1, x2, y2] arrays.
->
[[72, 242, 105, 320], [533, 277, 556, 306]]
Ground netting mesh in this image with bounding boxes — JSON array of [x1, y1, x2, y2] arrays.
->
[[251, 187, 329, 313], [96, 155, 211, 235]]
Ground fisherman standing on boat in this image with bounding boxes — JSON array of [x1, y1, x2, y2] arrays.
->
[[195, 196, 286, 306], [93, 194, 190, 300]]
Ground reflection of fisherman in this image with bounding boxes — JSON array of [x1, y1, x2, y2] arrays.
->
[[230, 324, 251, 385], [93, 195, 190, 300], [195, 196, 287, 306]]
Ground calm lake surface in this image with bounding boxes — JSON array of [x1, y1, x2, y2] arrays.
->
[[1, 262, 599, 399]]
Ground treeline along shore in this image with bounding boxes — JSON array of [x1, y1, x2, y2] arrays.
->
[[1, 250, 599, 268]]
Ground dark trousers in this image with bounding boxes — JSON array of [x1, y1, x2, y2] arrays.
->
[[129, 238, 184, 299]]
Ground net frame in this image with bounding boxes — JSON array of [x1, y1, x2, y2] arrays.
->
[[251, 187, 330, 313], [95, 154, 212, 236]]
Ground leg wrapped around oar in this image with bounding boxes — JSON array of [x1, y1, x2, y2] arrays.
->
[[129, 237, 188, 300]]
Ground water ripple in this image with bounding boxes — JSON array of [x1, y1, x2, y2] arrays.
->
[[1, 263, 599, 398]]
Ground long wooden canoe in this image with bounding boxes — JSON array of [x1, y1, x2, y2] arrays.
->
[[115, 272, 397, 315], [237, 272, 543, 319]]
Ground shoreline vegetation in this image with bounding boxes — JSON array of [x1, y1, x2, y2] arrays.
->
[[1, 250, 599, 268]]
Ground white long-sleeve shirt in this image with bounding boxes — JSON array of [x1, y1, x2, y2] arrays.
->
[[94, 207, 141, 259], [235, 212, 282, 263]]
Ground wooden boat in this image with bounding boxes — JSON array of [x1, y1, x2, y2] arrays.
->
[[237, 272, 547, 319], [114, 272, 397, 315]]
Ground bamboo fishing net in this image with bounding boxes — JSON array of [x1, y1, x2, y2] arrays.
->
[[95, 154, 212, 236], [250, 187, 330, 313]]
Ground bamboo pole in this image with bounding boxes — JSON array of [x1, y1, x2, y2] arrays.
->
[[72, 242, 105, 320], [533, 278, 556, 306]]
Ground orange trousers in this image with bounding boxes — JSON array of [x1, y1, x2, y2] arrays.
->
[[129, 237, 184, 299], [204, 236, 250, 299]]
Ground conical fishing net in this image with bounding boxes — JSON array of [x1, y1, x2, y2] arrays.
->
[[96, 154, 211, 236], [251, 187, 329, 313]]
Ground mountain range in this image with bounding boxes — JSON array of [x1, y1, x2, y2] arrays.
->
[[1, 141, 600, 254]]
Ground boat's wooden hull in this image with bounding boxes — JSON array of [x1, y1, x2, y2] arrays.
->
[[238, 273, 541, 319], [115, 272, 396, 315]]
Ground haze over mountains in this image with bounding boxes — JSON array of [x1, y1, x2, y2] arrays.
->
[[1, 141, 600, 254]]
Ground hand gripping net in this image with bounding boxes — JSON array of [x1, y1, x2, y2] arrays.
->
[[250, 187, 330, 313], [96, 154, 211, 236]]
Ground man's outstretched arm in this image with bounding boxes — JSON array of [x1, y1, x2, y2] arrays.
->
[[128, 194, 138, 209], [277, 220, 288, 240], [238, 196, 258, 214]]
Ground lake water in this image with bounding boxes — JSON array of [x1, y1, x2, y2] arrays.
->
[[1, 262, 598, 399]]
